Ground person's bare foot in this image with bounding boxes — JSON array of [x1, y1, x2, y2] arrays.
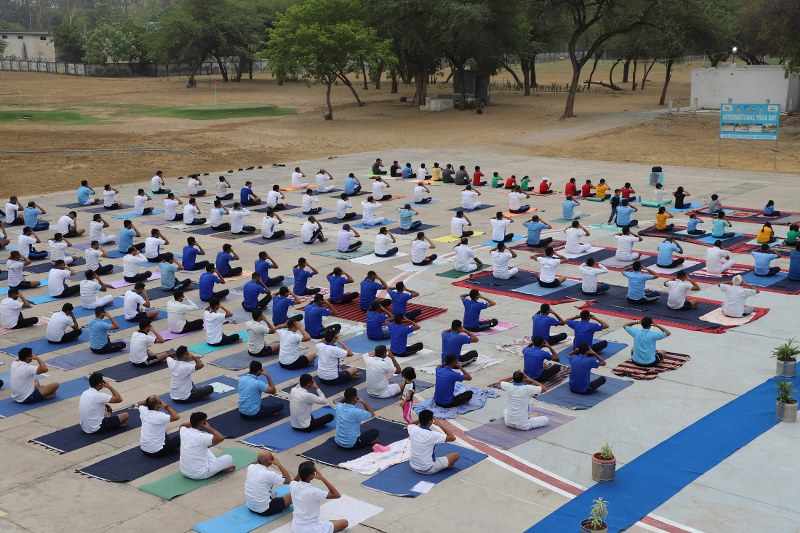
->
[[353, 372, 363, 379], [224, 465, 236, 473]]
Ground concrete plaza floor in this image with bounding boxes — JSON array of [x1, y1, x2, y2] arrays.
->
[[0, 149, 798, 533]]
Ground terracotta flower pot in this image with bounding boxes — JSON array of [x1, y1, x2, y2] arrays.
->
[[581, 519, 608, 532], [591, 452, 616, 482]]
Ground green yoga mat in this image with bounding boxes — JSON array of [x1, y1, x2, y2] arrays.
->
[[641, 200, 672, 207], [551, 214, 589, 223], [188, 330, 249, 355], [435, 264, 490, 278], [139, 447, 257, 500]]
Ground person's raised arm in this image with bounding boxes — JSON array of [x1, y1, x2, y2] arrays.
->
[[162, 401, 180, 422], [592, 314, 609, 330], [315, 470, 341, 500], [104, 380, 123, 404], [654, 323, 671, 337], [219, 304, 233, 318], [456, 361, 473, 381], [295, 322, 312, 342], [543, 340, 560, 362], [203, 420, 226, 446], [193, 353, 205, 370], [387, 352, 402, 374], [433, 417, 457, 443], [272, 455, 292, 485], [483, 295, 495, 307], [261, 369, 276, 394], [33, 354, 48, 375], [107, 313, 120, 330], [588, 348, 606, 366], [152, 329, 165, 344]]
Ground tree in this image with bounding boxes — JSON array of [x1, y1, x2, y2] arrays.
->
[[53, 22, 85, 63], [550, 0, 660, 118], [748, 0, 800, 73], [83, 21, 147, 64], [148, 0, 211, 87], [267, 0, 391, 119]]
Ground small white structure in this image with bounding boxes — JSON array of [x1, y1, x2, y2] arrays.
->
[[692, 64, 800, 112], [0, 29, 55, 61]]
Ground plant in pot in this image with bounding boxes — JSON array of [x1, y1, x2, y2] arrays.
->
[[773, 338, 799, 378], [591, 442, 616, 482], [776, 381, 797, 423], [581, 497, 609, 533]]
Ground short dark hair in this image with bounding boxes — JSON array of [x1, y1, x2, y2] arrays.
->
[[642, 316, 653, 328], [189, 412, 207, 428], [513, 370, 525, 383], [89, 372, 104, 388], [175, 345, 188, 358], [444, 353, 457, 366], [299, 373, 313, 387], [324, 328, 337, 342], [418, 409, 434, 425], [18, 347, 32, 360], [343, 387, 358, 402], [298, 460, 316, 481], [249, 360, 262, 374], [402, 367, 416, 380], [375, 344, 387, 357], [580, 310, 591, 320]]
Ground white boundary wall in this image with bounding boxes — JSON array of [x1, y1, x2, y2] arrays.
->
[[691, 64, 800, 112]]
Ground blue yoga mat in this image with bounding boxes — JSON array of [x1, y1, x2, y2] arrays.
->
[[300, 417, 408, 466], [163, 376, 240, 412], [341, 333, 388, 354], [110, 311, 167, 331], [697, 233, 742, 244], [281, 373, 366, 397], [71, 297, 124, 318], [192, 486, 293, 533], [113, 210, 164, 219], [389, 223, 437, 235], [47, 345, 116, 371], [241, 407, 336, 452], [670, 202, 702, 212], [0, 279, 48, 295], [31, 407, 142, 453], [146, 285, 197, 301], [448, 204, 495, 212], [537, 376, 633, 410], [351, 379, 434, 411], [107, 250, 125, 259], [28, 294, 60, 304], [78, 438, 180, 482], [188, 330, 248, 354], [211, 353, 260, 371], [479, 235, 525, 247], [99, 358, 168, 382], [260, 361, 314, 386], [361, 444, 487, 496], [556, 341, 629, 365], [513, 279, 580, 297], [741, 271, 787, 287], [351, 219, 397, 229], [0, 376, 87, 418], [527, 375, 788, 532], [2, 334, 88, 356], [207, 398, 290, 438]]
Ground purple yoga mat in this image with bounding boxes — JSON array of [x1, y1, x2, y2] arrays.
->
[[464, 407, 575, 449], [157, 329, 195, 341], [105, 271, 161, 288]]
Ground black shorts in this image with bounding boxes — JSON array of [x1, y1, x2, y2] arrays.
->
[[132, 354, 161, 367], [279, 355, 310, 370], [96, 415, 121, 432], [250, 496, 286, 516]]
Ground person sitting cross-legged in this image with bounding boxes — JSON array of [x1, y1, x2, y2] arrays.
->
[[168, 345, 213, 403], [499, 371, 549, 431], [335, 387, 378, 449], [327, 267, 359, 305], [407, 409, 461, 474], [388, 314, 423, 357], [567, 310, 609, 354], [179, 411, 235, 480], [246, 310, 280, 357], [567, 343, 606, 395], [656, 237, 685, 269], [622, 260, 660, 304], [531, 304, 568, 345], [460, 289, 498, 332], [10, 347, 59, 405], [623, 317, 671, 367], [204, 298, 241, 346], [434, 353, 473, 408], [365, 345, 403, 398], [79, 372, 130, 434], [440, 319, 479, 365], [289, 373, 334, 432], [290, 461, 348, 533], [304, 293, 341, 340], [238, 360, 285, 419], [245, 451, 293, 517], [137, 395, 181, 457], [522, 336, 562, 383], [129, 319, 170, 367]]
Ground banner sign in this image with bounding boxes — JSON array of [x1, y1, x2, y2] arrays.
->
[[719, 103, 780, 141]]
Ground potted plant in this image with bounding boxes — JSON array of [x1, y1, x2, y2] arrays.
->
[[776, 381, 797, 423], [773, 338, 799, 378], [581, 497, 609, 533], [591, 442, 616, 482]]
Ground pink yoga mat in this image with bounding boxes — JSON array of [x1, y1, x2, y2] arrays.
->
[[157, 329, 195, 341], [105, 271, 161, 288], [473, 321, 518, 336]]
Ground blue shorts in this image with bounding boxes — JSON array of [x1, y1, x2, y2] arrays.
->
[[21, 388, 43, 404]]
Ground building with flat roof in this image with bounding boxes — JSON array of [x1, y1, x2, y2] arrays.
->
[[0, 29, 55, 61]]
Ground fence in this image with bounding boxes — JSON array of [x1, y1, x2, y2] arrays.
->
[[0, 59, 271, 77]]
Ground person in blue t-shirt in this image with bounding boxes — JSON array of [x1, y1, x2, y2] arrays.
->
[[240, 181, 261, 205], [440, 320, 479, 365], [359, 271, 389, 311], [686, 214, 705, 235], [388, 314, 423, 356], [389, 282, 421, 321], [623, 317, 670, 367], [532, 304, 568, 345], [292, 258, 321, 296], [88, 307, 126, 354], [561, 196, 581, 220], [397, 204, 422, 231], [304, 294, 341, 339], [23, 201, 48, 231], [242, 272, 272, 311], [160, 252, 191, 291], [327, 267, 358, 304], [522, 215, 552, 247], [656, 237, 685, 268], [238, 360, 284, 419], [460, 289, 498, 331], [199, 264, 228, 302], [522, 335, 562, 382], [434, 354, 473, 407], [118, 220, 143, 253], [789, 243, 800, 281], [344, 173, 362, 195], [182, 237, 209, 271], [254, 251, 284, 286], [335, 387, 378, 449], [77, 179, 100, 205], [215, 244, 242, 278], [615, 200, 638, 228], [272, 286, 303, 325], [567, 343, 606, 394], [566, 310, 609, 353], [622, 261, 660, 304], [366, 301, 391, 340], [752, 244, 781, 276], [711, 212, 735, 239]]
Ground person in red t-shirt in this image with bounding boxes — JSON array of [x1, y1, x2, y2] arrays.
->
[[621, 182, 636, 202], [565, 178, 577, 197], [539, 177, 553, 194], [473, 166, 486, 186], [581, 180, 594, 198], [505, 175, 517, 189]]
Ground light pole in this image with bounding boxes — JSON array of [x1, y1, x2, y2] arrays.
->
[[732, 47, 738, 65]]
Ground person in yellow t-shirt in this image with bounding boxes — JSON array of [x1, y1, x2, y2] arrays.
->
[[431, 162, 442, 181], [595, 179, 610, 200], [756, 222, 777, 244], [655, 206, 675, 231]]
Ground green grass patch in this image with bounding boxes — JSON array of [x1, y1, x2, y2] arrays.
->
[[0, 110, 109, 125], [117, 103, 297, 120]]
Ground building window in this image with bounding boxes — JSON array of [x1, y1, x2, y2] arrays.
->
[[1, 35, 7, 39], [40, 36, 47, 41], [18, 35, 23, 39]]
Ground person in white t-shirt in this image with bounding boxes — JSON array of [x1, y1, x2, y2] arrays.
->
[[124, 283, 159, 322], [508, 186, 531, 214], [290, 461, 348, 533], [410, 232, 437, 266], [490, 212, 514, 243], [301, 189, 322, 214], [134, 189, 154, 216], [137, 395, 181, 456], [0, 220, 10, 250], [10, 347, 59, 404], [246, 310, 280, 357], [162, 193, 183, 222], [564, 221, 592, 254], [79, 372, 130, 433], [365, 345, 402, 398], [407, 409, 460, 474], [336, 193, 357, 220], [291, 167, 308, 188], [579, 258, 610, 295], [706, 241, 735, 275], [277, 319, 317, 369], [79, 270, 115, 309], [301, 216, 326, 244], [122, 247, 153, 283], [57, 211, 84, 237], [46, 303, 83, 344], [6, 252, 40, 290], [48, 260, 80, 298], [720, 275, 759, 318], [187, 175, 205, 196], [416, 163, 429, 181], [151, 171, 171, 194], [245, 451, 293, 516], [183, 198, 206, 225], [18, 227, 47, 260], [499, 371, 549, 430], [289, 374, 334, 430], [371, 176, 391, 201], [0, 290, 37, 329], [614, 226, 642, 262], [216, 175, 233, 200], [85, 240, 113, 276], [167, 290, 203, 333], [532, 247, 568, 288], [4, 196, 23, 225], [266, 185, 286, 210], [336, 224, 362, 253], [665, 270, 701, 310], [130, 320, 169, 366], [461, 185, 481, 210], [204, 298, 240, 346], [453, 238, 483, 272], [89, 214, 115, 245], [315, 169, 336, 192], [168, 346, 214, 402], [209, 200, 230, 230], [414, 181, 432, 204], [260, 209, 285, 239], [102, 184, 122, 210], [144, 228, 169, 262], [48, 233, 73, 265], [316, 330, 361, 384], [450, 210, 475, 238], [374, 227, 398, 257], [360, 197, 385, 226], [490, 242, 518, 279], [180, 412, 234, 480]]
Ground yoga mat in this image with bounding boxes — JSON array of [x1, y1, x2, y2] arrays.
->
[[157, 329, 195, 341], [269, 495, 383, 533], [47, 346, 117, 371], [299, 418, 408, 466], [432, 232, 485, 243], [0, 377, 87, 418], [612, 352, 691, 380], [240, 407, 336, 452], [0, 333, 88, 356], [512, 279, 581, 297], [669, 201, 702, 212], [0, 316, 48, 334], [242, 234, 297, 245], [585, 223, 621, 231], [435, 264, 490, 278], [281, 374, 366, 398], [351, 219, 397, 229], [25, 262, 64, 274], [319, 215, 362, 224], [146, 285, 197, 301], [562, 247, 616, 263], [206, 400, 290, 438], [187, 330, 248, 354], [479, 235, 525, 247], [71, 297, 124, 317], [210, 352, 260, 371], [187, 226, 221, 235], [28, 294, 60, 304], [340, 333, 389, 353], [105, 271, 161, 288], [361, 444, 487, 497], [77, 439, 180, 482], [465, 408, 575, 449], [550, 214, 589, 223], [350, 252, 409, 264], [327, 299, 446, 324], [472, 321, 518, 336], [447, 205, 495, 212], [113, 210, 164, 219], [556, 341, 629, 365], [286, 208, 333, 217], [192, 486, 293, 533], [459, 270, 539, 290], [98, 357, 170, 382], [138, 448, 257, 500], [355, 379, 434, 411], [389, 224, 436, 235], [393, 258, 451, 272], [537, 376, 632, 410], [528, 376, 787, 532], [741, 271, 789, 287], [161, 376, 240, 412], [31, 407, 142, 453], [412, 385, 500, 419], [311, 247, 375, 260]]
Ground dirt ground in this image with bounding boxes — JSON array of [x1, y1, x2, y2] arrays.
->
[[1, 60, 798, 194]]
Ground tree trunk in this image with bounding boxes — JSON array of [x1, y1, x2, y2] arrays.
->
[[563, 60, 583, 118], [521, 56, 531, 96], [587, 55, 601, 85], [390, 69, 398, 93], [641, 59, 656, 90], [186, 61, 201, 88], [214, 53, 228, 81], [530, 54, 538, 88], [631, 58, 638, 90], [414, 69, 428, 107], [361, 60, 368, 90], [502, 62, 524, 90], [609, 59, 620, 88], [249, 60, 253, 80], [659, 58, 673, 106], [622, 58, 631, 82], [325, 80, 333, 120], [337, 74, 364, 106], [373, 61, 383, 89]]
